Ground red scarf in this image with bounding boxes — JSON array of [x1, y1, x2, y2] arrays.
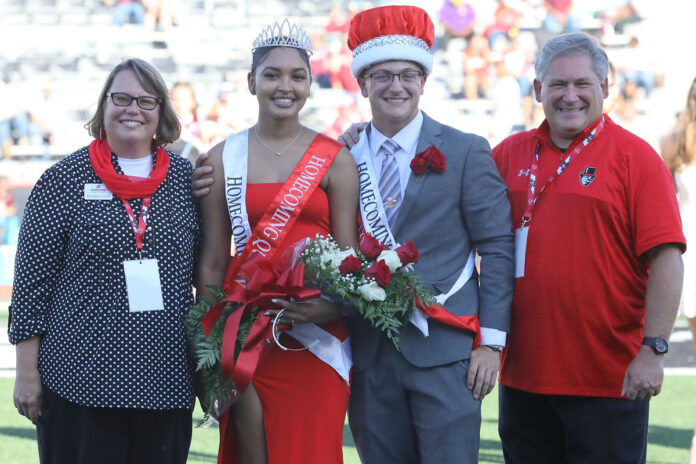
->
[[88, 138, 170, 199]]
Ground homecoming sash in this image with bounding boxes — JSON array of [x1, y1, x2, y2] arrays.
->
[[202, 131, 351, 391], [221, 131, 336, 282], [220, 130, 252, 256], [350, 128, 479, 343], [351, 125, 398, 248]]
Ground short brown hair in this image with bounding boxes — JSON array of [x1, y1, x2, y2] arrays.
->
[[85, 58, 181, 145]]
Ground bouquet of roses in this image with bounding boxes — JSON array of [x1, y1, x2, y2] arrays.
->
[[299, 233, 433, 346], [184, 254, 319, 424], [185, 233, 436, 423]]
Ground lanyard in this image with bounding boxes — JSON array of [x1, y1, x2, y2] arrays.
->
[[522, 115, 605, 227], [122, 196, 152, 259]]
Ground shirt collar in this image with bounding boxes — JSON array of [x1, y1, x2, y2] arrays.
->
[[536, 113, 611, 151], [369, 110, 424, 157]]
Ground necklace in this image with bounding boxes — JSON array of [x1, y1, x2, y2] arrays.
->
[[254, 124, 303, 156]]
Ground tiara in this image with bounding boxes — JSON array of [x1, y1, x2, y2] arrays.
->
[[252, 19, 313, 55]]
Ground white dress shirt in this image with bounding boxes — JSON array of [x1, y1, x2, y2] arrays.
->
[[369, 110, 423, 198]]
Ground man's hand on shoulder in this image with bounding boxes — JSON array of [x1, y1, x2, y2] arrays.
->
[[621, 346, 664, 400], [467, 345, 501, 400], [337, 122, 368, 149], [191, 152, 214, 199]]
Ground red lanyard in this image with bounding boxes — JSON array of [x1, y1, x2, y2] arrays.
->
[[122, 196, 151, 259], [522, 116, 605, 227]]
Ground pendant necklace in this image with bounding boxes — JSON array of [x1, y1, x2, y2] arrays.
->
[[254, 124, 303, 156]]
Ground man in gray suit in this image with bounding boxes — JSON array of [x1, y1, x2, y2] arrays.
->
[[343, 6, 514, 463]]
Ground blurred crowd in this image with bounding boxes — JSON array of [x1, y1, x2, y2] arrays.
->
[[0, 174, 19, 284], [0, 176, 19, 246], [0, 0, 663, 202]]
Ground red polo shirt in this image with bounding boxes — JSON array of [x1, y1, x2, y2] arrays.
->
[[493, 115, 685, 397]]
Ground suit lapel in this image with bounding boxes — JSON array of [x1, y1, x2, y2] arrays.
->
[[392, 112, 442, 235]]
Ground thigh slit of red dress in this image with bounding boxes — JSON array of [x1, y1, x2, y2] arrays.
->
[[217, 183, 350, 464]]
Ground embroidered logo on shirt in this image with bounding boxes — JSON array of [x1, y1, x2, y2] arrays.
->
[[579, 166, 597, 187], [518, 169, 530, 177]]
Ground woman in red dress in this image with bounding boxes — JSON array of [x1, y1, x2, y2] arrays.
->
[[196, 20, 359, 464]]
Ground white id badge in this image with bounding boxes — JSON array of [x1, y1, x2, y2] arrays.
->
[[84, 183, 113, 200], [515, 227, 529, 278], [123, 259, 165, 311]]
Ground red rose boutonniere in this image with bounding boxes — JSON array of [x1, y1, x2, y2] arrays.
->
[[410, 146, 446, 175]]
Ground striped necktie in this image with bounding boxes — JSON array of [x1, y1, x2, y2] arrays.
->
[[378, 139, 401, 228]]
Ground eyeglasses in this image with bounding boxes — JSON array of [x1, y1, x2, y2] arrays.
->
[[365, 70, 424, 85], [107, 92, 161, 110]]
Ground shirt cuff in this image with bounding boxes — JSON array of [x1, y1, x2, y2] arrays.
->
[[7, 304, 48, 345], [480, 327, 507, 347]]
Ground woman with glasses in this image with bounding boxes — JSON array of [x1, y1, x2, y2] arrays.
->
[[10, 58, 198, 463], [197, 20, 358, 464]]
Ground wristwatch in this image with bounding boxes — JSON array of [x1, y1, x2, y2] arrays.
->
[[483, 344, 504, 352], [642, 337, 669, 355]]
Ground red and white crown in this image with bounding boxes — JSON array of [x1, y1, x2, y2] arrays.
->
[[348, 6, 434, 78]]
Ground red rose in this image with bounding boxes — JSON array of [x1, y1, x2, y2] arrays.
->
[[359, 234, 387, 260], [395, 239, 419, 265], [427, 149, 446, 172], [339, 255, 362, 275], [365, 260, 392, 287], [410, 156, 427, 174], [411, 146, 446, 174]]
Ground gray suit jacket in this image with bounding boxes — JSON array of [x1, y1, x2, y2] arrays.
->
[[348, 112, 515, 369]]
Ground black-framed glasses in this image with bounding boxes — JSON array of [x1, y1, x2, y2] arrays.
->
[[107, 92, 161, 110], [365, 70, 424, 84]]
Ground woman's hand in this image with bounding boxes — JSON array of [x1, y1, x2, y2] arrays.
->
[[14, 368, 42, 424], [14, 337, 42, 425], [266, 297, 342, 325]]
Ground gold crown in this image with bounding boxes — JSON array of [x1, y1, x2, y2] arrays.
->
[[252, 19, 313, 55]]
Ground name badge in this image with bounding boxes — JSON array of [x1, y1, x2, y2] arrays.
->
[[123, 259, 165, 312], [515, 227, 528, 279], [84, 183, 113, 200]]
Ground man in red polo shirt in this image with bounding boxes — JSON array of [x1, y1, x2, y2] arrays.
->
[[493, 32, 685, 463]]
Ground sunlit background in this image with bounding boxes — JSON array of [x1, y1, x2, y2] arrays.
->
[[1, 0, 696, 283], [1, 3, 696, 462]]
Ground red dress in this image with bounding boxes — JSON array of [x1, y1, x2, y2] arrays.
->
[[217, 183, 350, 464]]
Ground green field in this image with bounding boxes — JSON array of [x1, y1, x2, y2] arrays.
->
[[0, 376, 694, 463]]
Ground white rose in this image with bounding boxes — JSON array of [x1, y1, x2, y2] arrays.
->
[[377, 249, 403, 272], [358, 281, 386, 301]]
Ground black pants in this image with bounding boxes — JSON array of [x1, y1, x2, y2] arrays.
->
[[37, 387, 192, 464], [499, 385, 649, 464]]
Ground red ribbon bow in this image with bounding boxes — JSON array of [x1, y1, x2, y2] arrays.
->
[[201, 254, 320, 394]]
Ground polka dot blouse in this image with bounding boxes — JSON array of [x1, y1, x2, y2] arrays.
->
[[8, 146, 200, 410]]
